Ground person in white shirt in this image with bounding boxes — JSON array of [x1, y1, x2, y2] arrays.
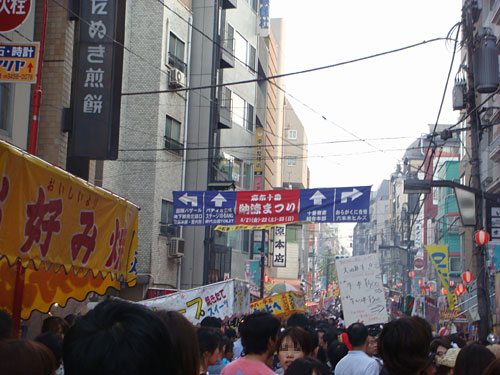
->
[[334, 323, 379, 375]]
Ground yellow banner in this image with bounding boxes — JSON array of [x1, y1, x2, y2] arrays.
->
[[250, 291, 305, 317], [426, 245, 457, 310], [0, 43, 40, 84], [0, 140, 138, 283], [254, 128, 264, 174], [215, 222, 299, 232]]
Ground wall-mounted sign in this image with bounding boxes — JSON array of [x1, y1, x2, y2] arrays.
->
[[0, 42, 39, 83], [0, 0, 32, 32]]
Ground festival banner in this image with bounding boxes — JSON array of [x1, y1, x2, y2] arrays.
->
[[250, 291, 305, 317], [336, 254, 388, 327], [140, 279, 250, 324], [426, 245, 457, 310]]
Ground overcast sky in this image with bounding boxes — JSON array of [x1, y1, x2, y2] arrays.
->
[[269, 0, 463, 245]]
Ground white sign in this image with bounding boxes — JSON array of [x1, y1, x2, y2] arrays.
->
[[336, 254, 388, 327], [139, 279, 250, 324], [272, 225, 286, 267]]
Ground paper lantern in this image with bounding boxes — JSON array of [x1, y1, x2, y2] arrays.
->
[[429, 284, 434, 291], [398, 282, 403, 287], [462, 271, 474, 284], [409, 271, 415, 278], [454, 288, 461, 296], [450, 280, 454, 287], [456, 283, 466, 295], [475, 230, 490, 246], [441, 287, 447, 295], [418, 279, 424, 286]]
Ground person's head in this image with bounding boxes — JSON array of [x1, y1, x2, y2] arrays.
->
[[0, 309, 12, 340], [430, 338, 451, 362], [484, 358, 500, 375], [346, 322, 369, 348], [41, 316, 69, 336], [436, 347, 460, 375], [284, 357, 331, 375], [224, 327, 237, 341], [200, 316, 223, 330], [222, 335, 234, 362], [378, 317, 431, 375], [0, 338, 56, 375], [366, 334, 378, 357], [447, 333, 466, 349], [63, 298, 175, 375], [64, 314, 77, 327], [35, 332, 63, 368], [287, 313, 310, 330], [454, 343, 495, 375], [327, 341, 348, 369], [156, 310, 200, 375], [321, 328, 338, 349], [306, 327, 319, 356], [277, 327, 313, 371], [240, 312, 280, 357], [197, 327, 223, 370]]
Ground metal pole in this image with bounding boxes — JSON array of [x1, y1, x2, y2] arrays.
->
[[259, 229, 266, 298]]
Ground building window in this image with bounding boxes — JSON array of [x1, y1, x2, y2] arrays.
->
[[168, 33, 186, 72], [164, 115, 183, 156], [288, 129, 297, 139], [234, 31, 247, 65], [287, 156, 297, 166], [0, 83, 13, 133], [160, 199, 178, 236], [223, 23, 234, 55], [242, 162, 253, 189], [248, 44, 256, 72], [246, 103, 254, 132], [450, 256, 461, 273], [232, 93, 245, 128]]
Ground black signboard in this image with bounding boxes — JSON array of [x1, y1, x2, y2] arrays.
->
[[69, 0, 125, 159]]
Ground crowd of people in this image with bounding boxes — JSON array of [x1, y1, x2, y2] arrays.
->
[[1, 298, 500, 375]]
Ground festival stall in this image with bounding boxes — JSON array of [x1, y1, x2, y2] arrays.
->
[[0, 140, 139, 326], [139, 279, 250, 324]]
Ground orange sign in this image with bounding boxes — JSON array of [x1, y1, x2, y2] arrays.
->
[[250, 291, 305, 317]]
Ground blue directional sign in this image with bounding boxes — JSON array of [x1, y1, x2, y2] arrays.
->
[[204, 191, 236, 225], [299, 188, 335, 222], [173, 191, 205, 225], [333, 186, 371, 222]]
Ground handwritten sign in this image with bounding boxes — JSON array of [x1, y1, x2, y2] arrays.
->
[[336, 254, 388, 327], [139, 279, 250, 324]]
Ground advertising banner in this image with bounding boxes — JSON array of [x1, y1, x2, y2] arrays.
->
[[336, 254, 388, 327], [250, 291, 305, 317], [0, 42, 39, 83], [245, 260, 260, 295], [140, 279, 250, 324], [426, 245, 457, 309]]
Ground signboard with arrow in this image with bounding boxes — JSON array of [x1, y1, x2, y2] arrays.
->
[[0, 42, 39, 83]]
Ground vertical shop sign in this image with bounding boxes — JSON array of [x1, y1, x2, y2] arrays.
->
[[69, 0, 126, 159], [272, 225, 286, 267]]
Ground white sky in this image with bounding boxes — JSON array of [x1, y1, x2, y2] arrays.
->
[[269, 0, 463, 244]]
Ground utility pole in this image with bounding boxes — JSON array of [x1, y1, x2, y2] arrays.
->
[[463, 4, 491, 341]]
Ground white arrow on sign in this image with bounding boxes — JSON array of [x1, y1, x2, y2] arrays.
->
[[310, 190, 326, 205], [211, 193, 227, 207], [340, 188, 363, 204], [179, 193, 198, 207]]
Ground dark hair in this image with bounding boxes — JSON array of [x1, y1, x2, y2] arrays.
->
[[41, 316, 69, 335], [35, 332, 63, 367], [378, 317, 431, 375], [225, 327, 237, 339], [277, 327, 313, 356], [447, 333, 466, 348], [454, 343, 495, 375], [156, 310, 200, 375], [197, 327, 223, 358], [223, 335, 234, 356], [323, 328, 339, 346], [0, 309, 12, 340], [484, 358, 500, 375], [64, 314, 77, 327], [287, 313, 310, 330], [307, 327, 319, 350], [430, 337, 451, 353], [284, 357, 331, 375], [0, 338, 56, 375], [63, 298, 175, 375], [347, 322, 368, 347], [240, 312, 280, 355], [200, 316, 223, 329], [327, 341, 348, 369]]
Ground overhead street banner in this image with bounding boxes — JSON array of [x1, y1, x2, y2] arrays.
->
[[173, 186, 371, 228]]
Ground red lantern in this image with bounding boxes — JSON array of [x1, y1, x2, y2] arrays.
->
[[462, 271, 474, 284], [454, 288, 461, 296], [441, 287, 447, 295], [418, 279, 424, 286], [450, 280, 454, 287], [456, 283, 466, 295], [429, 284, 434, 291], [409, 271, 415, 278], [475, 230, 490, 246]]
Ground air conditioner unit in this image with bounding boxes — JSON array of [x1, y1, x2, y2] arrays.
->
[[167, 237, 185, 257], [169, 68, 185, 88]]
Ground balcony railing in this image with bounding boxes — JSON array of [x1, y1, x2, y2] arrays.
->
[[164, 136, 183, 156], [167, 52, 187, 73]]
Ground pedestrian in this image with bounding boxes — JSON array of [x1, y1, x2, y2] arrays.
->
[[454, 343, 495, 375], [0, 309, 12, 340], [156, 310, 200, 375], [484, 358, 500, 375], [326, 341, 348, 374], [436, 347, 460, 375], [276, 326, 313, 374], [284, 357, 331, 375], [222, 336, 234, 364], [378, 317, 431, 375], [198, 327, 223, 375], [221, 312, 280, 375], [36, 331, 64, 375], [334, 322, 380, 375], [42, 316, 69, 337], [63, 298, 176, 375], [0, 338, 56, 375]]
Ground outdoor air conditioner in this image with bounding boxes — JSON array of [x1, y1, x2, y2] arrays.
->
[[167, 237, 185, 257], [169, 68, 185, 88]]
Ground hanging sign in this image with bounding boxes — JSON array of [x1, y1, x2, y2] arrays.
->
[[272, 225, 286, 267], [426, 245, 457, 310]]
